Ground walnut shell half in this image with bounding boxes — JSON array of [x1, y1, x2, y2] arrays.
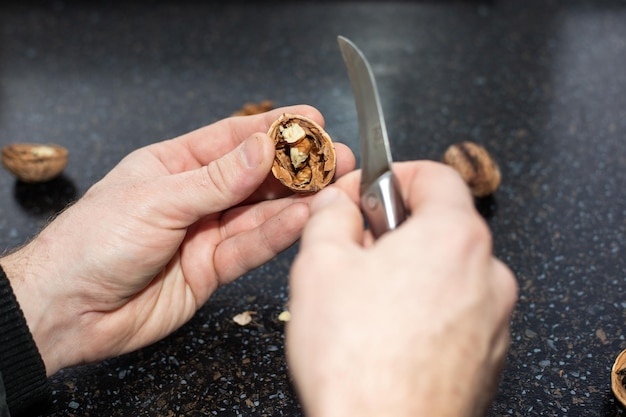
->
[[1, 143, 68, 183], [612, 349, 626, 406], [268, 113, 336, 193]]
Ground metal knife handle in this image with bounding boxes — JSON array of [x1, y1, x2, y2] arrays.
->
[[360, 170, 407, 239]]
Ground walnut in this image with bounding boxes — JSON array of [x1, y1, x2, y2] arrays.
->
[[231, 100, 274, 116], [268, 113, 336, 193], [442, 141, 501, 197], [1, 143, 68, 183]]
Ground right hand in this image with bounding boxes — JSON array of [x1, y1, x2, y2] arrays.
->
[[286, 161, 518, 417]]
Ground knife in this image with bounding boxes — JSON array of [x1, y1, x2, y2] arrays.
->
[[337, 35, 407, 238]]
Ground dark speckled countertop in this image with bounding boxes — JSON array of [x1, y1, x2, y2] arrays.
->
[[1, 1, 625, 416]]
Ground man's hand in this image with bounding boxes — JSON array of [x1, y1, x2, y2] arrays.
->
[[1, 105, 356, 376], [287, 161, 517, 417]]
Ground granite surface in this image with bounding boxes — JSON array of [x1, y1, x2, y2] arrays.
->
[[0, 0, 625, 416]]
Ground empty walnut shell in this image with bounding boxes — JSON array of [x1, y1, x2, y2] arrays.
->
[[268, 113, 336, 193], [1, 143, 69, 183], [612, 349, 626, 406]]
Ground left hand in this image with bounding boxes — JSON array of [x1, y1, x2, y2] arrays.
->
[[1, 105, 356, 376]]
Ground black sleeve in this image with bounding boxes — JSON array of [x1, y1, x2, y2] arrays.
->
[[0, 266, 50, 416], [1, 374, 11, 417]]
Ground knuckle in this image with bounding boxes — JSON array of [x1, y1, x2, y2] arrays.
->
[[444, 210, 493, 259], [467, 214, 492, 247], [498, 261, 519, 305], [203, 160, 232, 202]]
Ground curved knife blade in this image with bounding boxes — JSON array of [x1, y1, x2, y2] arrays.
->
[[337, 36, 407, 238]]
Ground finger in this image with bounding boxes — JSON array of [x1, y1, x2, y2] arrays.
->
[[299, 186, 365, 250], [489, 257, 518, 320], [320, 168, 361, 202], [333, 143, 358, 178], [212, 202, 310, 284], [327, 162, 479, 244], [219, 195, 311, 239], [331, 161, 476, 215], [229, 105, 325, 147], [155, 132, 275, 224], [401, 161, 475, 214], [176, 105, 325, 166]]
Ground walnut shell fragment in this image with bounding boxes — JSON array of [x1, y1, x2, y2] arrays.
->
[[612, 349, 626, 406], [442, 141, 501, 198], [268, 113, 336, 193], [1, 143, 69, 183]]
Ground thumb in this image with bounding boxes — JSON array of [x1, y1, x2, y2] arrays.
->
[[299, 187, 365, 250], [164, 133, 275, 222]]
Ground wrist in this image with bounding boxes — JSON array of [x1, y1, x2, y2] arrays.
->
[[297, 376, 424, 417], [0, 238, 77, 376]]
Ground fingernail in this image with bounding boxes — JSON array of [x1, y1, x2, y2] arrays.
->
[[240, 134, 265, 169]]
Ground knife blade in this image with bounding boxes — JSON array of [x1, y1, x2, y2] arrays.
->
[[337, 35, 407, 238]]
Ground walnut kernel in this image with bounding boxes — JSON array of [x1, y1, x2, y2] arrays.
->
[[280, 123, 306, 143], [278, 311, 291, 322], [233, 311, 255, 326], [268, 113, 336, 193], [442, 141, 501, 197], [290, 139, 312, 169]]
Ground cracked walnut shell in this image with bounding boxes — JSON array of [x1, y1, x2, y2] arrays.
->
[[268, 113, 336, 193], [1, 143, 68, 183]]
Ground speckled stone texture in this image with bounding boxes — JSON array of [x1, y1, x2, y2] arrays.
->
[[0, 1, 625, 416]]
